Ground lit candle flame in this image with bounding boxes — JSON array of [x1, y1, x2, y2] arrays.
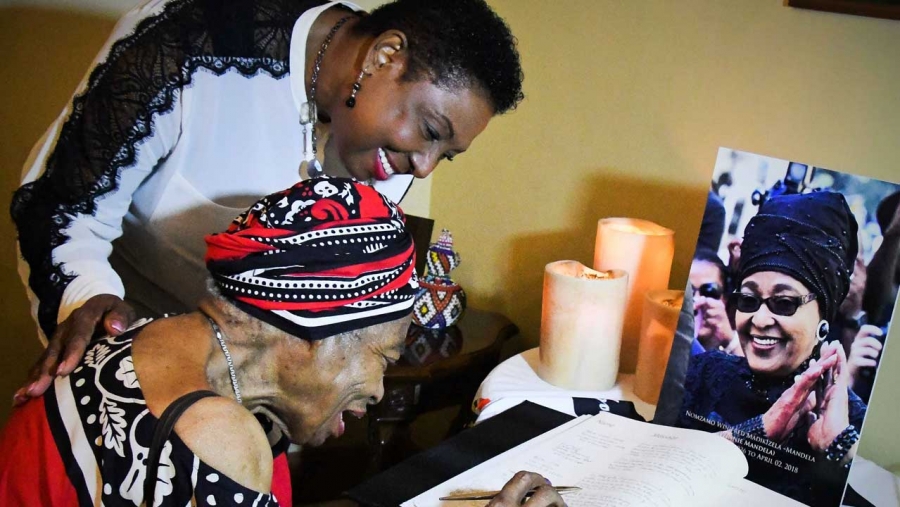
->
[[579, 269, 615, 280], [661, 296, 684, 308]]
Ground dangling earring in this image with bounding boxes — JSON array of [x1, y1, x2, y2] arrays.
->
[[346, 69, 366, 108], [817, 320, 830, 340]]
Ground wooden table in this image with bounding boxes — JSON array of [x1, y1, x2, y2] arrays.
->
[[366, 308, 517, 471]]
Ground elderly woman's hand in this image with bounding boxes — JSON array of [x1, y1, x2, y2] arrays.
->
[[14, 294, 135, 406], [761, 352, 839, 442], [487, 471, 566, 507], [807, 342, 852, 453]]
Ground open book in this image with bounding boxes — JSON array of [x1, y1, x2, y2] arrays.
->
[[404, 412, 803, 507]]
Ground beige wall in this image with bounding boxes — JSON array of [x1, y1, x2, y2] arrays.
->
[[431, 1, 900, 468], [0, 6, 116, 426]]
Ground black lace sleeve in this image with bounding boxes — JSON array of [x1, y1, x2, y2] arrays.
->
[[9, 1, 200, 337], [10, 0, 318, 337]]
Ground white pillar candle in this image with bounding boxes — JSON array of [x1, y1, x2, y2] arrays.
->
[[634, 289, 684, 404], [593, 218, 674, 373], [537, 261, 628, 391]]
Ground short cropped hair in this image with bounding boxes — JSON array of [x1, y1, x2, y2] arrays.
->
[[353, 0, 524, 114]]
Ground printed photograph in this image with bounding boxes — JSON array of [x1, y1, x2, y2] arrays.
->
[[675, 147, 900, 506]]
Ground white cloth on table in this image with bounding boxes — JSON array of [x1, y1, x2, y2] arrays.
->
[[472, 347, 656, 424], [846, 457, 900, 507]]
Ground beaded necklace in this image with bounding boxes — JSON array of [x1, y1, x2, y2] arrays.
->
[[203, 314, 242, 405]]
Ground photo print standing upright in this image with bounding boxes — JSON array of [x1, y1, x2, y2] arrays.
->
[[672, 147, 900, 506]]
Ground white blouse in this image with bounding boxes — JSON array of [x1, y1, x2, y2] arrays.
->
[[15, 0, 414, 337]]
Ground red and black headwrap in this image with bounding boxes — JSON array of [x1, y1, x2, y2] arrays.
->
[[205, 178, 418, 341]]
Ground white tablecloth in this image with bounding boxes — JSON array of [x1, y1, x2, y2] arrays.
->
[[473, 348, 655, 423]]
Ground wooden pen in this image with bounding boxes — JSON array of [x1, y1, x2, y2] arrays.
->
[[439, 486, 581, 501]]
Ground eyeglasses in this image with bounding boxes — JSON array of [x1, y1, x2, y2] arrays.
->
[[729, 292, 817, 317], [692, 282, 723, 300]]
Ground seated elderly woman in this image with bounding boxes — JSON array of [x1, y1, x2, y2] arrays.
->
[[0, 179, 562, 507], [677, 191, 866, 506]]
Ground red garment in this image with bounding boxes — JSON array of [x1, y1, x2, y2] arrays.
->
[[0, 329, 290, 506], [272, 452, 292, 507], [0, 397, 78, 506]]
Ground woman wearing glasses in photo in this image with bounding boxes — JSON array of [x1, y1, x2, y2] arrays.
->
[[689, 249, 740, 355], [677, 191, 866, 506]]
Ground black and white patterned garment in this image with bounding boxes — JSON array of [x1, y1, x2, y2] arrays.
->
[[47, 322, 278, 506]]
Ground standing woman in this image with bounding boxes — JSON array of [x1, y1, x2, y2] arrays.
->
[[12, 0, 523, 401]]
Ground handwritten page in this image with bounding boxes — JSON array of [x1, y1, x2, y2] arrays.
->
[[405, 413, 748, 507]]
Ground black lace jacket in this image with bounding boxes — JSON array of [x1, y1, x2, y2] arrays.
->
[[11, 0, 328, 337]]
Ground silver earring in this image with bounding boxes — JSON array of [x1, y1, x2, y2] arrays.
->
[[345, 69, 366, 108], [817, 320, 830, 340]]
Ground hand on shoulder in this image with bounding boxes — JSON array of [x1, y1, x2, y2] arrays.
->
[[15, 294, 135, 405]]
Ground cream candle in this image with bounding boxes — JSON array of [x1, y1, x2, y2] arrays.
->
[[634, 289, 684, 404], [537, 261, 628, 391], [593, 218, 674, 373]]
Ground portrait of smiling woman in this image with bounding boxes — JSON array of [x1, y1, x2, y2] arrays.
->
[[12, 0, 523, 404], [677, 191, 867, 506]]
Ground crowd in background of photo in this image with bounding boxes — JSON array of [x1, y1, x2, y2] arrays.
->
[[710, 148, 899, 267]]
